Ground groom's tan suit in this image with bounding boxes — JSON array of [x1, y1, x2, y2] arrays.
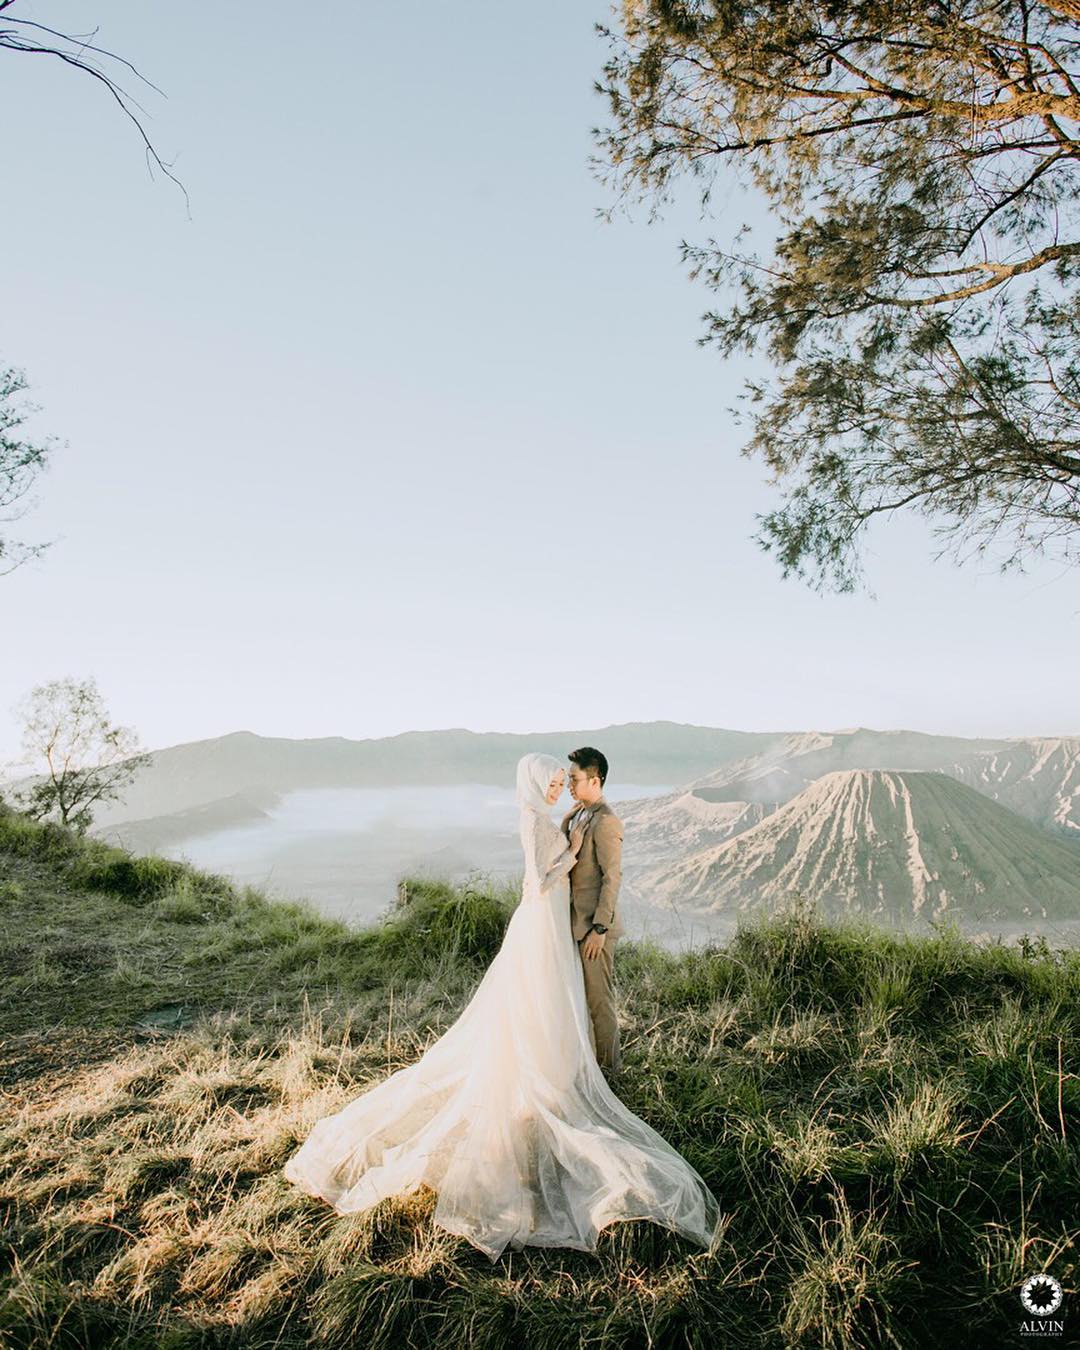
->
[[561, 796, 624, 1073]]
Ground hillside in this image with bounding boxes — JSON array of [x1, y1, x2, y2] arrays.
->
[[94, 787, 281, 854], [619, 791, 777, 868], [949, 737, 1080, 837], [643, 770, 1080, 923], [0, 802, 1077, 1346]]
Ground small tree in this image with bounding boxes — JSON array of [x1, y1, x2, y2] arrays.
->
[[0, 365, 59, 577], [7, 676, 152, 833]]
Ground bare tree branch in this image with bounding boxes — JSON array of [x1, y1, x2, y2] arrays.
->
[[0, 3, 189, 214]]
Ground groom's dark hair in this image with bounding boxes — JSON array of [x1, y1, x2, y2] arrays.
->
[[568, 746, 608, 787]]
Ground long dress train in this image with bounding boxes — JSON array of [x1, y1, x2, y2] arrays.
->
[[283, 803, 723, 1260]]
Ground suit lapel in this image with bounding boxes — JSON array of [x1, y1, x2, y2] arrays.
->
[[565, 798, 605, 845]]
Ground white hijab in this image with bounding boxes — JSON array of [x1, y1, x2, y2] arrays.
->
[[515, 752, 565, 816]]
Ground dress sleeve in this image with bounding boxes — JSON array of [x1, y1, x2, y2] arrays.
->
[[522, 812, 577, 894]]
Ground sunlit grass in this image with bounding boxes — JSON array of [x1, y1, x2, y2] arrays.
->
[[0, 800, 1077, 1347]]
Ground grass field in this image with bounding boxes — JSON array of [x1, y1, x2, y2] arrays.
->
[[0, 800, 1077, 1347]]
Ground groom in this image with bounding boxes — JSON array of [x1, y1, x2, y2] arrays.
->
[[561, 746, 625, 1075]]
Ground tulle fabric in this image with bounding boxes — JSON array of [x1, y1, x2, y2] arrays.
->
[[283, 810, 723, 1261]]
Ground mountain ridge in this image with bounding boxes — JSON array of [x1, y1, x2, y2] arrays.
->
[[640, 769, 1080, 924], [676, 728, 1080, 835], [15, 721, 792, 827]]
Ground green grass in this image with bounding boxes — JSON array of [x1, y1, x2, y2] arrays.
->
[[0, 800, 1077, 1348]]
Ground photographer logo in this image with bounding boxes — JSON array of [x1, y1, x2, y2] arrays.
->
[[1019, 1274, 1064, 1339]]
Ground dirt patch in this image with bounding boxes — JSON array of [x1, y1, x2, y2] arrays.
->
[[133, 1004, 202, 1034]]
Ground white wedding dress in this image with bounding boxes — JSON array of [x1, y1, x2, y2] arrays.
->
[[283, 754, 723, 1261]]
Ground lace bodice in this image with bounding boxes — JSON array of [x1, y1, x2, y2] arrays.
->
[[519, 809, 576, 894]]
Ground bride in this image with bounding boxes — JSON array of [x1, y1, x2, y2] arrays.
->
[[283, 752, 723, 1260]]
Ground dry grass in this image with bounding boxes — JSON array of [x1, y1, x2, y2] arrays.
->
[[1, 803, 1078, 1347]]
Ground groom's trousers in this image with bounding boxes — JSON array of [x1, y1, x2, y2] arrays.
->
[[577, 937, 622, 1073]]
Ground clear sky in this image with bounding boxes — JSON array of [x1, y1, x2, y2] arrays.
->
[[0, 1, 1076, 773]]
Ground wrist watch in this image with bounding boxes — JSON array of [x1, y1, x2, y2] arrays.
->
[[590, 922, 608, 935]]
